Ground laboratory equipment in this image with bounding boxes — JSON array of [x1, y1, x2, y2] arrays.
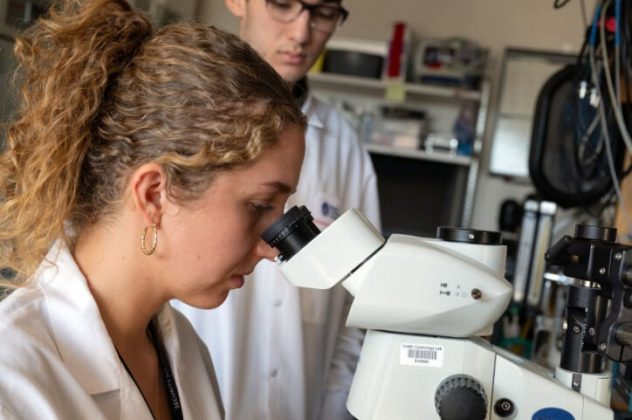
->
[[262, 205, 629, 419]]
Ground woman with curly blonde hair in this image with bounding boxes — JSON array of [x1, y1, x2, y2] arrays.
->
[[0, 0, 305, 417]]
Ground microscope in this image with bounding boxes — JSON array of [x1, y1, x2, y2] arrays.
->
[[261, 206, 632, 419]]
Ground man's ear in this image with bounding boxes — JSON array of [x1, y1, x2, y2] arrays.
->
[[129, 163, 167, 228], [225, 0, 246, 18]]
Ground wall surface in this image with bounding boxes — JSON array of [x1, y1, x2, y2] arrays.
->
[[0, 0, 596, 229], [198, 0, 593, 231], [197, 0, 589, 62]]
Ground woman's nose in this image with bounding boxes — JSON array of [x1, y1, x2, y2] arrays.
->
[[254, 238, 279, 262]]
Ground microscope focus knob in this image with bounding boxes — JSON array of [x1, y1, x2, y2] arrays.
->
[[435, 375, 487, 420]]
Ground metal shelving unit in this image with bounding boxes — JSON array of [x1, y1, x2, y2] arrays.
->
[[308, 72, 483, 101], [365, 143, 473, 166], [308, 72, 491, 235]]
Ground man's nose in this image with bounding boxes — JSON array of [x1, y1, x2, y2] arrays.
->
[[285, 8, 311, 44]]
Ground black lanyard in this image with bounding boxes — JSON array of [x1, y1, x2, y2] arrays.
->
[[148, 320, 183, 420], [118, 321, 183, 420]]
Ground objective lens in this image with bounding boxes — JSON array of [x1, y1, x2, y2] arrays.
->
[[261, 206, 321, 262]]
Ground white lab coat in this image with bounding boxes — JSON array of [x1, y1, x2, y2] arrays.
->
[[174, 93, 381, 420], [0, 242, 224, 420]]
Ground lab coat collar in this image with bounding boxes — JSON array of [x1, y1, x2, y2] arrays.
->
[[38, 241, 121, 395], [302, 93, 325, 130], [154, 302, 185, 382], [39, 241, 186, 399]]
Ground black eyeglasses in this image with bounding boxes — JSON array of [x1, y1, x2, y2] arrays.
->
[[265, 0, 349, 34]]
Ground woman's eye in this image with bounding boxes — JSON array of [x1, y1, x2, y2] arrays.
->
[[250, 203, 274, 215]]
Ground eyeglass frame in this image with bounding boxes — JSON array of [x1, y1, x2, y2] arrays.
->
[[264, 0, 350, 33]]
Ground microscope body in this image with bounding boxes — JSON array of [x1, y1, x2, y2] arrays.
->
[[347, 331, 611, 419], [277, 210, 510, 337], [263, 207, 617, 420]]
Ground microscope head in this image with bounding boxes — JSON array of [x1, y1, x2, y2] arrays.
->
[[263, 206, 513, 337], [261, 205, 385, 289]]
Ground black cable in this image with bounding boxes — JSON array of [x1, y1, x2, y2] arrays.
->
[[587, 183, 618, 220], [554, 0, 573, 9], [572, 32, 593, 175], [623, 2, 632, 107]]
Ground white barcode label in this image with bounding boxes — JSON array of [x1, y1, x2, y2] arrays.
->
[[400, 343, 444, 367]]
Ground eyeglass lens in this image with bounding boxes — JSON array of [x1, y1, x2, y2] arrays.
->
[[266, 0, 348, 32]]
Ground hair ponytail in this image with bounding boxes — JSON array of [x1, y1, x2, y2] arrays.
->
[[0, 0, 152, 285], [1, 1, 305, 287]]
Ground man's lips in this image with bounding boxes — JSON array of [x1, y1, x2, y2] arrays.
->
[[280, 51, 307, 65]]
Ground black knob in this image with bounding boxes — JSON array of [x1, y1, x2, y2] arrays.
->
[[494, 398, 515, 418], [574, 224, 616, 242], [435, 375, 487, 420]]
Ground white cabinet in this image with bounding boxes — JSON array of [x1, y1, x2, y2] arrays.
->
[[307, 72, 491, 236]]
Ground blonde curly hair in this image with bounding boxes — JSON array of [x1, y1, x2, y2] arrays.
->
[[0, 0, 306, 286]]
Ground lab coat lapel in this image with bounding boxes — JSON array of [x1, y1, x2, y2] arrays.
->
[[302, 94, 325, 131], [41, 242, 121, 395]]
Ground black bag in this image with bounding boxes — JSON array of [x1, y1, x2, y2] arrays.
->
[[529, 64, 625, 208]]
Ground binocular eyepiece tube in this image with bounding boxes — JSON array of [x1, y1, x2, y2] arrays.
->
[[261, 206, 321, 262]]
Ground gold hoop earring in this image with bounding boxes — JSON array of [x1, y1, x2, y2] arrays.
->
[[141, 224, 158, 256]]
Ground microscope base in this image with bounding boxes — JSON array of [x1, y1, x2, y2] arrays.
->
[[347, 330, 613, 420]]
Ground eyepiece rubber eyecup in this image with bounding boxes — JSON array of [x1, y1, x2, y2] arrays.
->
[[261, 206, 321, 262]]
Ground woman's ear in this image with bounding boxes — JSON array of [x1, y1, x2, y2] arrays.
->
[[129, 163, 167, 228]]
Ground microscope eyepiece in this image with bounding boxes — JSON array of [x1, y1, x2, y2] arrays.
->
[[436, 227, 502, 245], [261, 205, 321, 262]]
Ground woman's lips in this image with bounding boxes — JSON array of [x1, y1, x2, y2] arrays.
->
[[229, 275, 245, 289]]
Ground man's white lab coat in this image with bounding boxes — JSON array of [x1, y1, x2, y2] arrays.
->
[[174, 93, 381, 420], [0, 242, 224, 419]]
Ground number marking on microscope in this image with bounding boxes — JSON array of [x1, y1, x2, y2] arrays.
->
[[439, 282, 467, 297], [400, 343, 444, 367]]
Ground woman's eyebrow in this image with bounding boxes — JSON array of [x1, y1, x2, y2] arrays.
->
[[262, 181, 293, 194]]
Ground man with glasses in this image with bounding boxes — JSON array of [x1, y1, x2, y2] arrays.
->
[[174, 1, 380, 419]]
